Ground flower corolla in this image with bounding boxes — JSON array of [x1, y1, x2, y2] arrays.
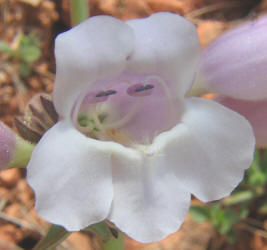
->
[[26, 13, 255, 243]]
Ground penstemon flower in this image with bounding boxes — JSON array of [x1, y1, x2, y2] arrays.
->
[[26, 13, 255, 243]]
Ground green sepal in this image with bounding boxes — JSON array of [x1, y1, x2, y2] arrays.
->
[[102, 232, 124, 250], [85, 221, 112, 241], [33, 224, 71, 250], [8, 136, 35, 169]]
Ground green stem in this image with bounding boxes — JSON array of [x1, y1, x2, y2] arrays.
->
[[9, 136, 34, 168], [102, 232, 124, 250], [70, 0, 89, 26], [33, 225, 70, 250]]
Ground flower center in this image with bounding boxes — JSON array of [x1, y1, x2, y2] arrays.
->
[[72, 73, 182, 146]]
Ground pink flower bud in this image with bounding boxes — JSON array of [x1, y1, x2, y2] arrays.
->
[[215, 96, 267, 148], [196, 16, 267, 101], [0, 122, 16, 170]]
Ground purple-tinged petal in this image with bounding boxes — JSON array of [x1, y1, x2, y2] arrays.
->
[[27, 121, 115, 230], [148, 97, 255, 202], [215, 95, 267, 148], [108, 151, 190, 243], [53, 15, 134, 119], [195, 16, 267, 100], [126, 12, 201, 97]]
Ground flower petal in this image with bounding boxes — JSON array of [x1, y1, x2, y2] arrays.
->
[[108, 152, 191, 243], [215, 96, 267, 148], [126, 12, 201, 97], [54, 16, 134, 118], [27, 121, 114, 231], [149, 97, 255, 202]]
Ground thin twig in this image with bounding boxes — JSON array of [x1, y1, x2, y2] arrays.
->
[[245, 217, 264, 228], [1, 62, 28, 111], [238, 222, 267, 239], [0, 198, 7, 211], [186, 1, 246, 19], [0, 211, 36, 231]]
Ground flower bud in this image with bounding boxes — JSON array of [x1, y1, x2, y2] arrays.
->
[[0, 121, 34, 170], [202, 94, 267, 148], [0, 122, 16, 170], [195, 16, 267, 101], [215, 96, 267, 148]]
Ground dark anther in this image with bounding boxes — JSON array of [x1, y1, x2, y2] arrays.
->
[[95, 90, 117, 97], [135, 84, 154, 92], [105, 90, 117, 96], [95, 91, 107, 98]]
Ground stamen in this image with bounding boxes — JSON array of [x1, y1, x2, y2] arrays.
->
[[95, 89, 117, 97], [105, 90, 117, 96], [135, 84, 154, 92], [103, 98, 143, 129], [127, 83, 154, 97], [95, 91, 107, 98]]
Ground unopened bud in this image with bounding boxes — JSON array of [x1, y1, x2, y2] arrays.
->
[[0, 122, 34, 170], [214, 95, 267, 148], [194, 16, 267, 100]]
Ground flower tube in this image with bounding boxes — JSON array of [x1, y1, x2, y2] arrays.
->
[[26, 13, 255, 243]]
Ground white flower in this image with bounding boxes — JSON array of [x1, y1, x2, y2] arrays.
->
[[26, 13, 255, 243]]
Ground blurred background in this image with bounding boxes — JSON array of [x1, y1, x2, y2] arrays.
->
[[0, 0, 267, 249]]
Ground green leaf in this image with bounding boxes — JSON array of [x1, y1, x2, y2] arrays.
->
[[102, 232, 124, 250], [258, 203, 267, 214], [260, 150, 267, 174], [0, 41, 16, 57], [226, 233, 236, 244], [19, 62, 31, 77], [240, 207, 249, 218], [189, 205, 210, 222], [222, 190, 254, 206], [244, 150, 267, 188], [211, 206, 224, 227], [87, 221, 112, 241], [218, 209, 240, 234], [20, 45, 41, 63], [33, 224, 71, 250], [18, 34, 41, 63]]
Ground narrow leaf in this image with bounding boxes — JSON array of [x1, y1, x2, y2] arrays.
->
[[189, 205, 210, 222], [222, 190, 254, 206]]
